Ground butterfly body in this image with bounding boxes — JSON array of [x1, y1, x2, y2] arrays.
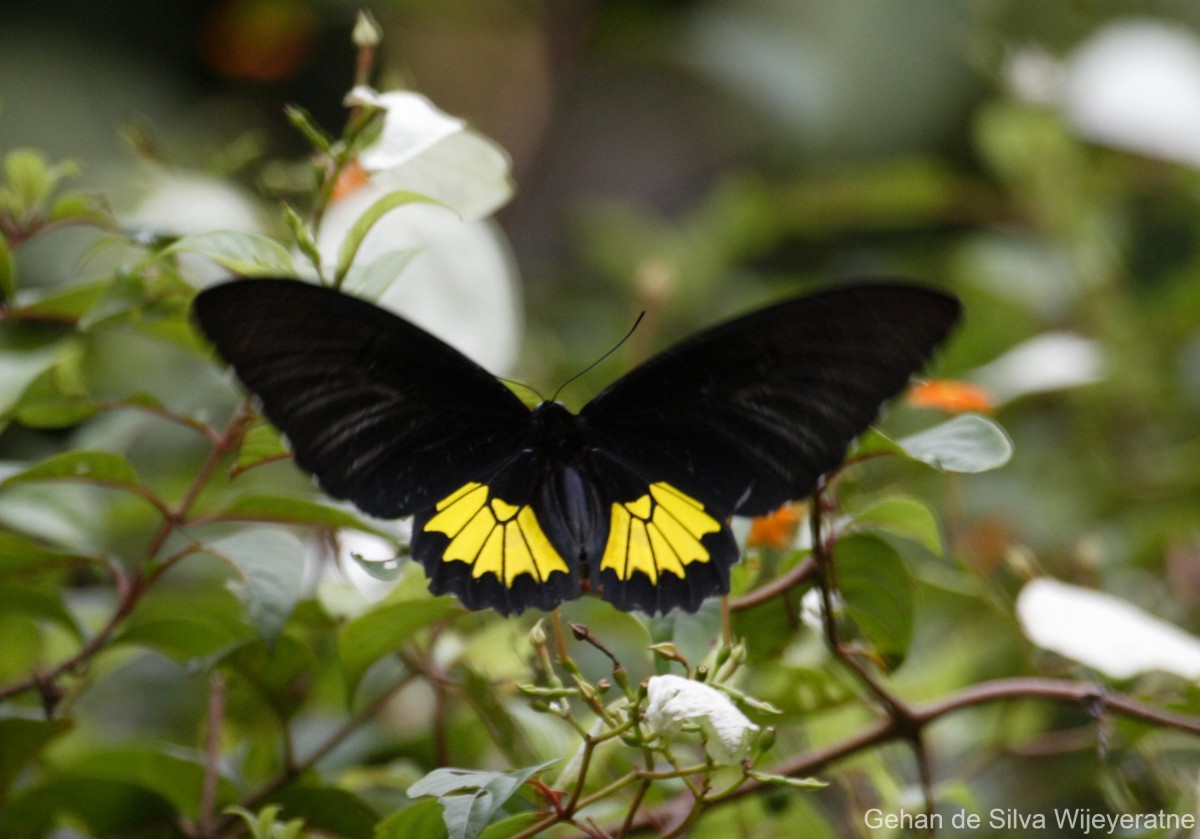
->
[[194, 279, 960, 616]]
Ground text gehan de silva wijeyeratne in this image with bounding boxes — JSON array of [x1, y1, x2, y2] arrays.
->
[[865, 807, 1196, 834]]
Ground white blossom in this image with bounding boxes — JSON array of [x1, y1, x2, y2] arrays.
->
[[346, 86, 513, 220], [645, 674, 758, 763], [1017, 577, 1200, 680]]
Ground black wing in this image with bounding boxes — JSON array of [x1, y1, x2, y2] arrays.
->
[[193, 279, 533, 519], [579, 282, 961, 517]]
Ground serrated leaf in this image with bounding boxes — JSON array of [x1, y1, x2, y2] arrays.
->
[[334, 190, 440, 284], [835, 534, 913, 667], [897, 414, 1013, 473], [202, 530, 306, 646], [13, 366, 96, 429], [210, 494, 395, 539], [166, 231, 296, 276], [845, 495, 942, 555], [234, 423, 291, 473], [479, 813, 548, 839], [339, 597, 459, 695]]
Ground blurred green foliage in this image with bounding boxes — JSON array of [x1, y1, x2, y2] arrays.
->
[[2, 3, 1200, 838]]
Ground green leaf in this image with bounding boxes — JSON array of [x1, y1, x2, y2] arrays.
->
[[339, 597, 459, 695], [745, 769, 827, 790], [282, 201, 323, 274], [12, 279, 107, 322], [374, 799, 447, 839], [835, 534, 913, 667], [0, 717, 72, 798], [165, 231, 296, 276], [342, 248, 419, 302], [202, 530, 306, 646], [845, 495, 942, 556], [897, 414, 1013, 473], [64, 746, 237, 818], [266, 785, 379, 839], [408, 761, 557, 839], [210, 494, 395, 539], [285, 104, 333, 152], [0, 326, 64, 417], [235, 423, 291, 473], [0, 531, 97, 579], [0, 778, 174, 837], [47, 190, 110, 225], [0, 450, 145, 495], [4, 149, 52, 210], [500, 379, 543, 410], [13, 364, 96, 429], [0, 232, 14, 302], [114, 617, 243, 662], [225, 804, 306, 839], [335, 191, 441, 284], [480, 813, 548, 839], [76, 271, 152, 329]]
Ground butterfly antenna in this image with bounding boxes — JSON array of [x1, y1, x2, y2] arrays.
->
[[550, 311, 646, 403]]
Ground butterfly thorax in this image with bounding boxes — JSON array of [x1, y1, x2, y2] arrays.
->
[[528, 401, 589, 461]]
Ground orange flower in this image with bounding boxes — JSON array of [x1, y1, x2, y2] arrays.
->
[[747, 503, 802, 550], [332, 160, 370, 202], [908, 379, 995, 414]]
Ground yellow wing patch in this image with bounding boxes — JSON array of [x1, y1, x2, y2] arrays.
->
[[424, 482, 569, 586], [600, 482, 721, 583]]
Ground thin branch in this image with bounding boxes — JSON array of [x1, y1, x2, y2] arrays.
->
[[728, 556, 817, 611], [617, 676, 1200, 835]]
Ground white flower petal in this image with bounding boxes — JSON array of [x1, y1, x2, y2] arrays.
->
[[1017, 578, 1200, 679], [316, 185, 522, 374], [972, 332, 1105, 403], [1064, 20, 1200, 167], [347, 87, 464, 167], [645, 674, 758, 764], [349, 86, 513, 219]]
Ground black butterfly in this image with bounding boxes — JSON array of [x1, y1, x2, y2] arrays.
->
[[193, 279, 960, 616]]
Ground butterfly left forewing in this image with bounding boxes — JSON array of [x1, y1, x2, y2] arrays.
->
[[194, 279, 534, 519]]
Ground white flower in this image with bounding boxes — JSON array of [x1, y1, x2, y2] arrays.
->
[[1017, 577, 1200, 680], [644, 674, 758, 764], [971, 332, 1104, 403], [315, 185, 522, 374], [346, 86, 513, 220], [122, 169, 267, 235], [1062, 19, 1200, 167]]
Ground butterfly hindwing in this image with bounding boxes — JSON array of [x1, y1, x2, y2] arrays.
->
[[589, 455, 739, 613], [579, 283, 961, 518], [412, 454, 583, 615], [193, 279, 533, 519]]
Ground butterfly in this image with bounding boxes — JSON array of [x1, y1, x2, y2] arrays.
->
[[193, 279, 960, 616]]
